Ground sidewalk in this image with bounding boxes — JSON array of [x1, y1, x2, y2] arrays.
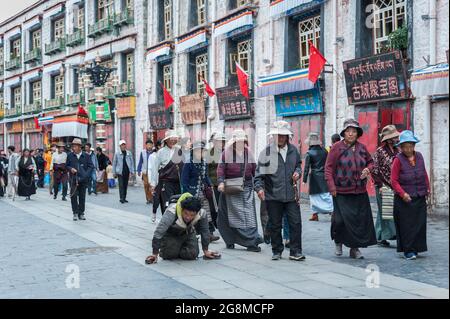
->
[[1, 187, 448, 299]]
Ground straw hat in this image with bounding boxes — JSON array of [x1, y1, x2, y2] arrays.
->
[[56, 141, 65, 148], [380, 125, 400, 143], [340, 118, 363, 137], [305, 132, 322, 146], [267, 121, 293, 136], [71, 138, 82, 146], [162, 130, 180, 142]]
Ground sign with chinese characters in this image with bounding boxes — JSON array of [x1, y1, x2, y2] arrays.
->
[[116, 97, 136, 119], [148, 103, 172, 130], [274, 88, 323, 117], [216, 85, 252, 121], [6, 121, 23, 133], [24, 118, 41, 133], [179, 94, 206, 125], [343, 50, 408, 105], [88, 103, 112, 123]]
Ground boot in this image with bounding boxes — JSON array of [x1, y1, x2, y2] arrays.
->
[[350, 248, 364, 259], [335, 243, 343, 256]]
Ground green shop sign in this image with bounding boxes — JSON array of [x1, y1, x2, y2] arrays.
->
[[88, 103, 112, 123]]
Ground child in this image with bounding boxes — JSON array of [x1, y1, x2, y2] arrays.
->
[[106, 164, 116, 188]]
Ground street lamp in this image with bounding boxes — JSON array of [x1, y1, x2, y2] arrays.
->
[[78, 55, 117, 149]]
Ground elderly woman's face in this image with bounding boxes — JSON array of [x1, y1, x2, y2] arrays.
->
[[344, 127, 358, 144], [400, 142, 415, 156]]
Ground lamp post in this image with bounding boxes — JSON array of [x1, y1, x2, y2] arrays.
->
[[78, 55, 118, 150]]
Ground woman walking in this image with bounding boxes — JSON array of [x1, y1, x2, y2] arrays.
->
[[325, 119, 377, 259], [303, 132, 333, 221], [181, 141, 220, 242], [96, 147, 110, 194], [217, 129, 262, 252], [391, 130, 430, 260], [16, 149, 37, 201], [371, 125, 400, 247]]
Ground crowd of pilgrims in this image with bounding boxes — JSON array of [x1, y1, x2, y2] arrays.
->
[[0, 118, 430, 262]]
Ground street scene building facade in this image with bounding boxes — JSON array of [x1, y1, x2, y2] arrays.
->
[[0, 0, 448, 214]]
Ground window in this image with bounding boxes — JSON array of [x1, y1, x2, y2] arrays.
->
[[77, 6, 85, 31], [73, 69, 80, 94], [228, 37, 252, 86], [31, 29, 41, 50], [11, 39, 21, 58], [124, 0, 134, 11], [13, 86, 21, 108], [163, 64, 172, 92], [197, 0, 206, 25], [373, 0, 406, 53], [31, 81, 41, 104], [195, 53, 208, 94], [52, 74, 64, 99], [125, 53, 134, 83], [237, 39, 252, 73], [0, 47, 4, 64], [53, 18, 65, 41], [298, 15, 320, 68], [164, 0, 173, 40], [98, 0, 114, 21], [0, 91, 3, 109], [229, 0, 251, 10]]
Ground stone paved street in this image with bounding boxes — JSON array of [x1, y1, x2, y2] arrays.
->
[[0, 185, 448, 299]]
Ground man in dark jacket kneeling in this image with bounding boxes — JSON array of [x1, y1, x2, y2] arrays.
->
[[145, 193, 221, 264]]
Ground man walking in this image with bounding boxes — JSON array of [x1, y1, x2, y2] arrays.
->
[[66, 138, 94, 221], [137, 139, 155, 204], [6, 146, 20, 199], [50, 142, 68, 201], [254, 121, 305, 261], [35, 149, 46, 188], [84, 143, 99, 195], [113, 140, 135, 204]]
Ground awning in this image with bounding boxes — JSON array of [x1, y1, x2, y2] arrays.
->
[[43, 3, 64, 19], [213, 10, 253, 38], [65, 53, 85, 66], [52, 114, 88, 138], [269, 0, 324, 17], [146, 43, 172, 61], [85, 37, 136, 61], [22, 69, 42, 82], [4, 76, 21, 88], [43, 61, 63, 75], [175, 29, 207, 53], [23, 16, 41, 30], [256, 68, 314, 98], [66, 0, 83, 6], [4, 26, 21, 40], [410, 63, 449, 97], [38, 116, 54, 125]]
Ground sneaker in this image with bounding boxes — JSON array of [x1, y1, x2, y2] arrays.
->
[[124, 200, 129, 203], [263, 234, 271, 245], [378, 240, 390, 247], [284, 240, 291, 249], [350, 248, 364, 259], [289, 253, 306, 261], [226, 244, 235, 249], [209, 234, 220, 242], [53, 195, 57, 200], [404, 252, 417, 260], [151, 214, 157, 223], [62, 197, 67, 201], [271, 253, 282, 261], [246, 246, 261, 253], [73, 215, 78, 221], [78, 215, 86, 221], [335, 243, 343, 256]]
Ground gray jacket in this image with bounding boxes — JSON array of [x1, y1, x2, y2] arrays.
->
[[112, 150, 135, 175], [86, 152, 99, 171], [254, 143, 302, 203]]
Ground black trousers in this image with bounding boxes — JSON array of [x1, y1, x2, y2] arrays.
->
[[118, 173, 130, 201], [266, 200, 302, 255], [71, 182, 87, 216], [37, 169, 45, 188], [158, 180, 181, 213], [53, 180, 68, 198], [207, 186, 219, 232]]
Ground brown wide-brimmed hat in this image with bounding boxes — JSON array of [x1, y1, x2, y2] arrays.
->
[[71, 138, 82, 146], [56, 141, 65, 148], [380, 125, 400, 142], [340, 118, 363, 138]]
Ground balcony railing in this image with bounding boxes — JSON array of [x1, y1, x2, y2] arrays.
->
[[114, 9, 134, 26], [44, 96, 65, 110], [0, 68, 4, 77], [23, 100, 42, 115], [24, 47, 41, 64], [66, 29, 85, 47], [88, 18, 113, 38], [115, 81, 135, 97], [67, 92, 84, 105], [4, 106, 22, 118], [44, 38, 66, 56], [5, 56, 21, 71]]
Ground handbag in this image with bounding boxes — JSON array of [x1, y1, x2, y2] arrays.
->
[[380, 185, 395, 220], [96, 170, 105, 183], [224, 152, 248, 195]]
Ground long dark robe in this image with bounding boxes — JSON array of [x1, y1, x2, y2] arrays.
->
[[393, 195, 427, 253], [17, 157, 36, 197], [331, 193, 377, 248]]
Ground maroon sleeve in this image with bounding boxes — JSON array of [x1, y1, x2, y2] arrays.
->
[[325, 144, 338, 193], [391, 157, 406, 197]]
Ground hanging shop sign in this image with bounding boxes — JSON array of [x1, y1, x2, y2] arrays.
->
[[343, 50, 408, 105], [88, 103, 112, 123], [179, 94, 206, 125], [116, 97, 136, 119], [216, 85, 252, 121], [6, 121, 23, 133], [23, 118, 41, 133], [175, 29, 208, 53], [52, 114, 88, 138], [275, 88, 323, 117], [410, 63, 449, 97], [148, 103, 172, 130], [213, 9, 254, 37]]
